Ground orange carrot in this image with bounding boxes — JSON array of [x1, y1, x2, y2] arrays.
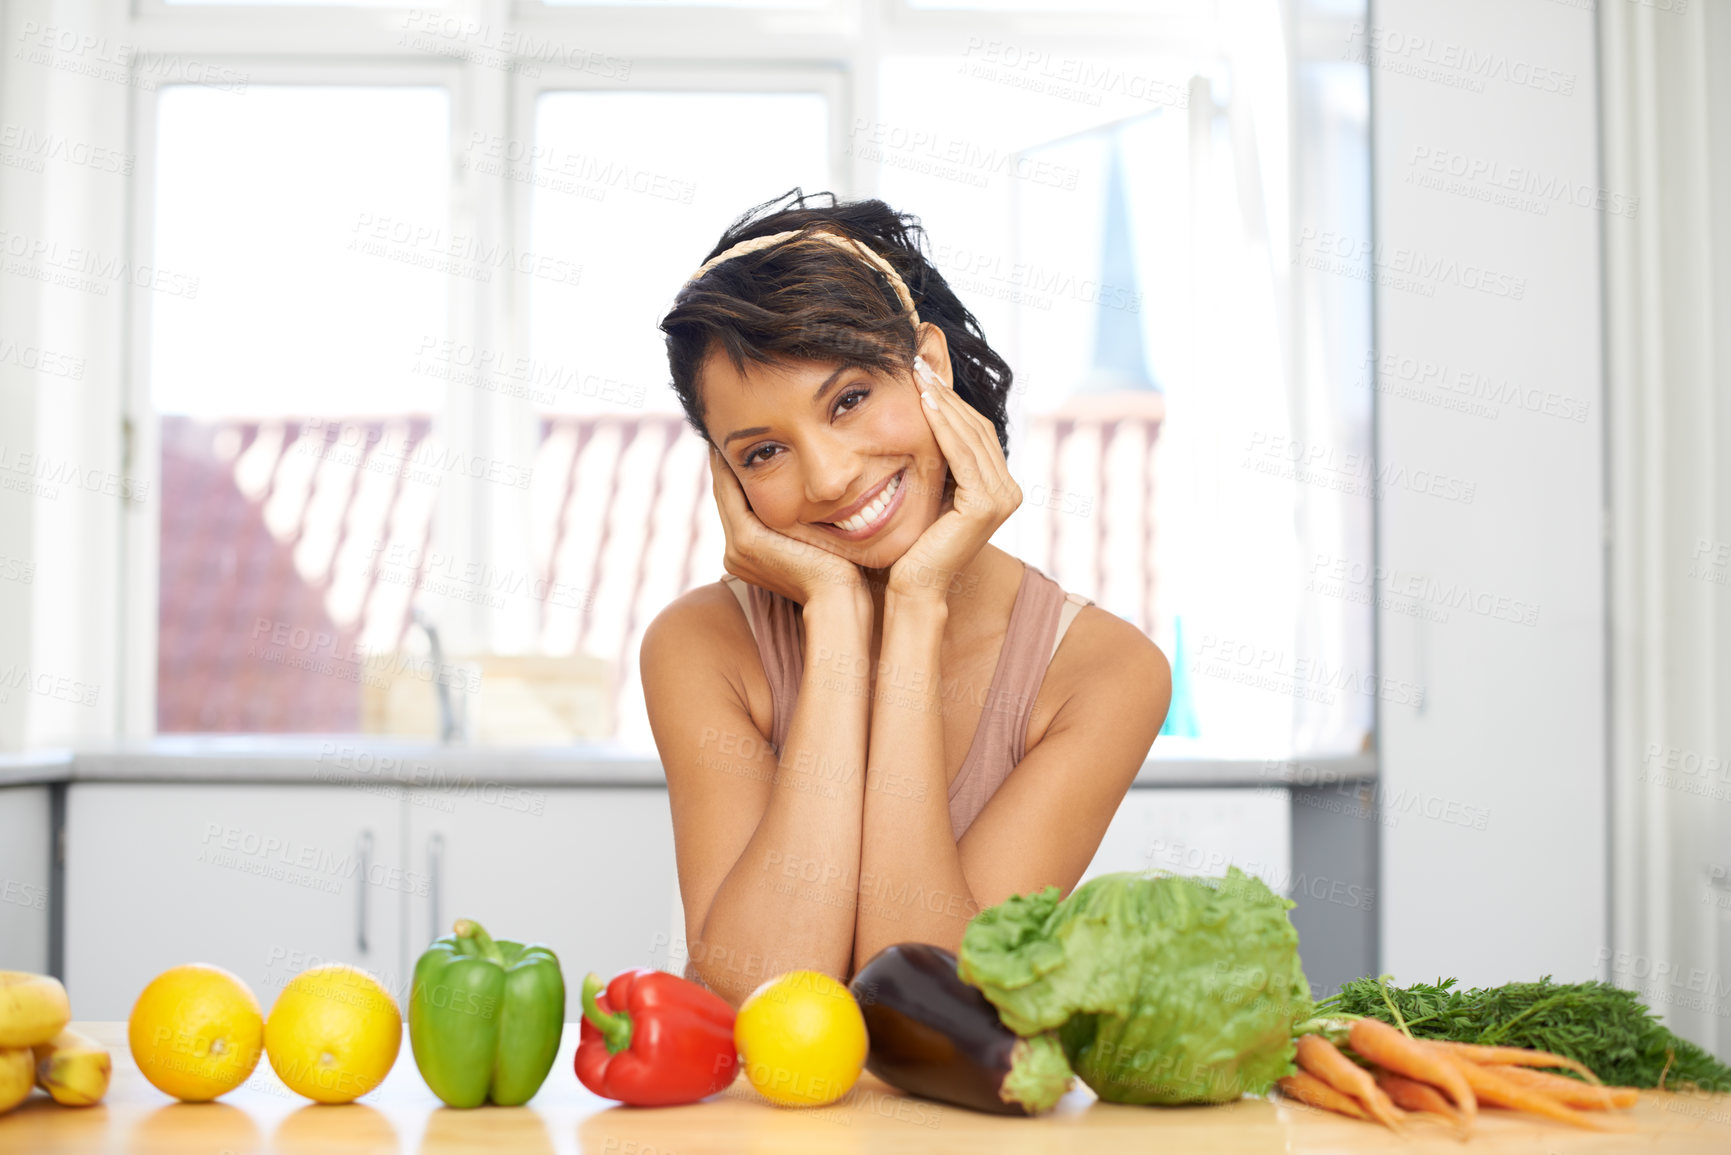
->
[[1421, 1039, 1602, 1085], [1484, 1065, 1640, 1110], [1375, 1068, 1465, 1126], [1448, 1056, 1628, 1132], [1296, 1033, 1407, 1130], [1278, 1072, 1372, 1120], [1349, 1018, 1477, 1123]]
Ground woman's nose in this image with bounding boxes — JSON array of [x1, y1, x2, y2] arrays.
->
[[802, 439, 864, 507]]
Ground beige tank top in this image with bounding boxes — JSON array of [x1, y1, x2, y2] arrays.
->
[[719, 560, 1093, 839]]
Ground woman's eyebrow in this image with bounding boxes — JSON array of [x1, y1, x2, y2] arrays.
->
[[721, 361, 870, 447]]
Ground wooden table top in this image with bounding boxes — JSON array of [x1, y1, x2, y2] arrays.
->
[[3, 1022, 1729, 1154]]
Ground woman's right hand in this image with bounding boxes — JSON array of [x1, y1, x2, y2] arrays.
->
[[709, 445, 869, 608]]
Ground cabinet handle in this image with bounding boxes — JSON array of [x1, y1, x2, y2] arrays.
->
[[355, 828, 374, 955], [427, 832, 445, 942]]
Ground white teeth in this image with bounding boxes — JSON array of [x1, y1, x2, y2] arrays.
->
[[834, 471, 902, 533]]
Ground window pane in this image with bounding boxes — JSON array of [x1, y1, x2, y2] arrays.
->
[[162, 1, 442, 7], [152, 86, 454, 735], [529, 91, 829, 418], [526, 90, 830, 748], [151, 88, 448, 418], [907, 0, 1206, 11], [545, 1, 824, 7], [867, 28, 1373, 760]]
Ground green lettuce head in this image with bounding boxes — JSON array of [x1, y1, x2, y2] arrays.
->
[[956, 866, 1312, 1105]]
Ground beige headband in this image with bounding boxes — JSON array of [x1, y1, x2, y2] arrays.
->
[[683, 227, 919, 334]]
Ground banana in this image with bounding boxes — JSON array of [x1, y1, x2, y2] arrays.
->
[[33, 1028, 111, 1107], [0, 1046, 32, 1114], [0, 973, 71, 1048]]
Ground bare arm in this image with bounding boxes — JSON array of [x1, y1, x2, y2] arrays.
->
[[957, 612, 1171, 906], [852, 590, 980, 968], [853, 605, 1172, 968], [643, 587, 874, 1006]]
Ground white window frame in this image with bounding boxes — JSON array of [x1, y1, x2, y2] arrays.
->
[[121, 54, 470, 737], [113, 0, 1365, 741]]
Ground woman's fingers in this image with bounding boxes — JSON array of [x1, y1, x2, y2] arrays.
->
[[916, 374, 989, 501], [709, 447, 738, 532], [919, 376, 1017, 509], [708, 446, 744, 568], [917, 365, 997, 468], [938, 389, 1009, 487], [711, 446, 757, 522], [710, 445, 770, 565]]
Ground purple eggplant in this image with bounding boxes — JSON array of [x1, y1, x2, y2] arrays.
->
[[848, 942, 1074, 1115]]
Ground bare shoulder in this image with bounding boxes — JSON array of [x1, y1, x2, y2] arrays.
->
[[958, 603, 1174, 899], [1027, 604, 1172, 751], [646, 579, 745, 640], [640, 579, 774, 743]]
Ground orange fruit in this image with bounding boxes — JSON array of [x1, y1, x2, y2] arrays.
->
[[263, 964, 401, 1103], [128, 964, 264, 1101], [734, 969, 867, 1107]]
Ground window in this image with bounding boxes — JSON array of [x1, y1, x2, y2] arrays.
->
[[151, 84, 452, 734], [130, 1, 1372, 762], [525, 87, 833, 748], [866, 15, 1374, 759]]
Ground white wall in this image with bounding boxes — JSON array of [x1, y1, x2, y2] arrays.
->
[[0, 786, 52, 972], [0, 0, 133, 751], [1371, 1, 1606, 984], [1602, 0, 1731, 1058]]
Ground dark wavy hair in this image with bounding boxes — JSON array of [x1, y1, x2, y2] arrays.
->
[[660, 189, 1014, 468]]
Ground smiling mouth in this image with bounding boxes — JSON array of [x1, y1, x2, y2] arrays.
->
[[818, 468, 907, 536]]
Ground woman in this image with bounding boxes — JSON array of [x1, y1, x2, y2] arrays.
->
[[643, 189, 1172, 1007]]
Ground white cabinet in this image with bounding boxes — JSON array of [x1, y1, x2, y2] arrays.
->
[[62, 780, 682, 1022], [0, 786, 52, 973], [1079, 788, 1291, 890], [55, 778, 1295, 1022], [65, 783, 406, 1020], [404, 786, 677, 1019]]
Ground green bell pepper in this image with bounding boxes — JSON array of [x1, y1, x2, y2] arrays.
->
[[408, 918, 566, 1107]]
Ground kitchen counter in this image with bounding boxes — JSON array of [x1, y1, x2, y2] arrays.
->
[[3, 1023, 1728, 1154], [0, 748, 73, 788], [1, 736, 1374, 789]]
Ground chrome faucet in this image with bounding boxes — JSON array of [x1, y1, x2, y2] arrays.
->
[[411, 605, 462, 744]]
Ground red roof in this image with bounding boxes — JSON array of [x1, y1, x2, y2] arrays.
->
[[158, 404, 1163, 737], [158, 415, 434, 731]]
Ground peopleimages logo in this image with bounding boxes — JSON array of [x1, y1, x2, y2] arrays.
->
[[13, 20, 249, 93], [847, 118, 1081, 191], [929, 241, 1143, 313], [1193, 633, 1426, 708], [0, 123, 133, 175], [1358, 350, 1589, 424], [295, 419, 533, 491], [0, 226, 200, 299], [397, 10, 631, 82], [461, 132, 694, 205], [0, 444, 150, 503], [1638, 740, 1731, 802], [1343, 23, 1577, 97], [1242, 432, 1478, 505], [958, 37, 1189, 110], [1306, 552, 1540, 628], [1292, 227, 1526, 300], [1405, 146, 1638, 219]]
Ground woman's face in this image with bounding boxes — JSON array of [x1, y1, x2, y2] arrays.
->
[[701, 334, 953, 572]]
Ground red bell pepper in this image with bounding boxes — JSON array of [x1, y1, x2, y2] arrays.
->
[[575, 968, 740, 1106]]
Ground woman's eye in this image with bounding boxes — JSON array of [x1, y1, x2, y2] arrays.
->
[[740, 387, 871, 469], [836, 387, 869, 413]]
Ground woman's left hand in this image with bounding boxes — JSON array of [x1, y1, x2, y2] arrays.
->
[[888, 361, 1022, 604]]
